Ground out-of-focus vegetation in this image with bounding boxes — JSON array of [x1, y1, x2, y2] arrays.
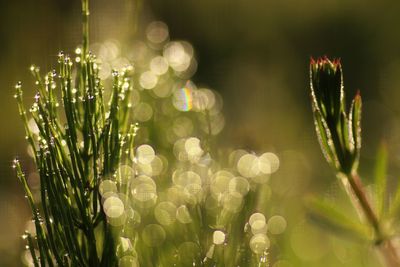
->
[[13, 0, 283, 264], [1, 0, 400, 266]]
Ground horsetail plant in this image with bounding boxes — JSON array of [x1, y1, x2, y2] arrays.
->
[[309, 57, 400, 267], [13, 0, 132, 265], [13, 0, 284, 266]]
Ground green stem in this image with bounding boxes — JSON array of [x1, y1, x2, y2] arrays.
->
[[346, 172, 400, 267], [347, 172, 381, 239], [82, 0, 89, 57]]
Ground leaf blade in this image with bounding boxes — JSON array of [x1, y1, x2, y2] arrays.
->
[[374, 141, 388, 219], [305, 195, 372, 242], [350, 92, 362, 171]]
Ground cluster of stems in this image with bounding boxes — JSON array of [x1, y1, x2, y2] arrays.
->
[[13, 0, 137, 265]]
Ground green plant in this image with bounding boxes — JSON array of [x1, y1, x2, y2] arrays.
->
[[14, 0, 284, 266], [308, 57, 400, 267], [14, 0, 122, 264]]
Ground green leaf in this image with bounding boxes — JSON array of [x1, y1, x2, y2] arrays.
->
[[374, 141, 388, 218], [312, 102, 339, 170], [305, 196, 372, 242], [339, 111, 351, 172], [349, 92, 362, 171]]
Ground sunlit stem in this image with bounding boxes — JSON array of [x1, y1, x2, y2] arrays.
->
[[344, 172, 400, 267], [346, 172, 381, 238]]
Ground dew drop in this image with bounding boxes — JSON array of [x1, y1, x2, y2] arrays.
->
[[103, 196, 124, 218], [15, 81, 22, 89], [213, 230, 225, 245], [237, 153, 259, 178], [259, 153, 280, 174], [136, 144, 155, 164], [249, 213, 266, 231], [249, 234, 270, 254], [112, 70, 119, 77], [139, 71, 158, 90]]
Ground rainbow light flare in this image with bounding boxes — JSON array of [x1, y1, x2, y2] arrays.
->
[[173, 87, 193, 111]]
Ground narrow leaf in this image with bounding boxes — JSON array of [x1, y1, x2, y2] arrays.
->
[[350, 92, 362, 171], [374, 141, 388, 218], [339, 111, 351, 172], [312, 102, 339, 170], [305, 196, 372, 242]]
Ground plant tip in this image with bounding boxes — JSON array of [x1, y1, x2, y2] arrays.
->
[[15, 81, 22, 89]]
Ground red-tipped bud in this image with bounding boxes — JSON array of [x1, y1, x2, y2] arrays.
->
[[310, 56, 343, 121], [309, 56, 362, 174]]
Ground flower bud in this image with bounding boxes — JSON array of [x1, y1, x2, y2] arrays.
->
[[310, 57, 343, 122], [310, 57, 362, 174]]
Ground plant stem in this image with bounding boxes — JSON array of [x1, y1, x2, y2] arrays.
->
[[380, 239, 400, 267], [347, 172, 381, 238], [82, 0, 89, 57], [347, 172, 400, 267]]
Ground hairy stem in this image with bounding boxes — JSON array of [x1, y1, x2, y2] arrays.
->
[[347, 172, 400, 267], [347, 172, 381, 238]]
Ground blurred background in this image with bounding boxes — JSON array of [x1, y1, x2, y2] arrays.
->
[[1, 0, 400, 266]]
